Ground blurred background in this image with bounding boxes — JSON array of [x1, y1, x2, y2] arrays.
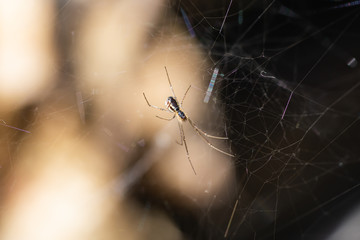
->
[[0, 0, 360, 239]]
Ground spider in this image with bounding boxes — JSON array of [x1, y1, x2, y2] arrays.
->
[[143, 67, 235, 175]]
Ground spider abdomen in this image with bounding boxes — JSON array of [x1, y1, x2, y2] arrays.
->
[[176, 110, 187, 121]]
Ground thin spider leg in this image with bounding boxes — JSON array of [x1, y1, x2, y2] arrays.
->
[[156, 114, 175, 121], [143, 92, 168, 112], [179, 123, 197, 175], [188, 119, 235, 157], [176, 121, 184, 145], [188, 118, 229, 140], [164, 66, 178, 101], [180, 85, 191, 106]]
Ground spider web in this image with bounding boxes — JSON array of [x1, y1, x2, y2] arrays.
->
[[170, 0, 360, 239], [1, 0, 360, 240]]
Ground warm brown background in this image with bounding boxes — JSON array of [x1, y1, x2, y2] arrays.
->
[[0, 1, 235, 239]]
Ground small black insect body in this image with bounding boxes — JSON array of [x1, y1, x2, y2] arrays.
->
[[166, 97, 187, 121]]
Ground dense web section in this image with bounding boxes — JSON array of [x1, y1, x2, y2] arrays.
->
[[173, 0, 360, 239]]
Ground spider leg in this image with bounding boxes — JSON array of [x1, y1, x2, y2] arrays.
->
[[156, 114, 175, 121], [164, 66, 178, 101], [143, 92, 168, 112], [175, 121, 183, 145], [188, 118, 229, 139], [180, 85, 191, 106], [179, 122, 197, 175], [188, 118, 235, 157]]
